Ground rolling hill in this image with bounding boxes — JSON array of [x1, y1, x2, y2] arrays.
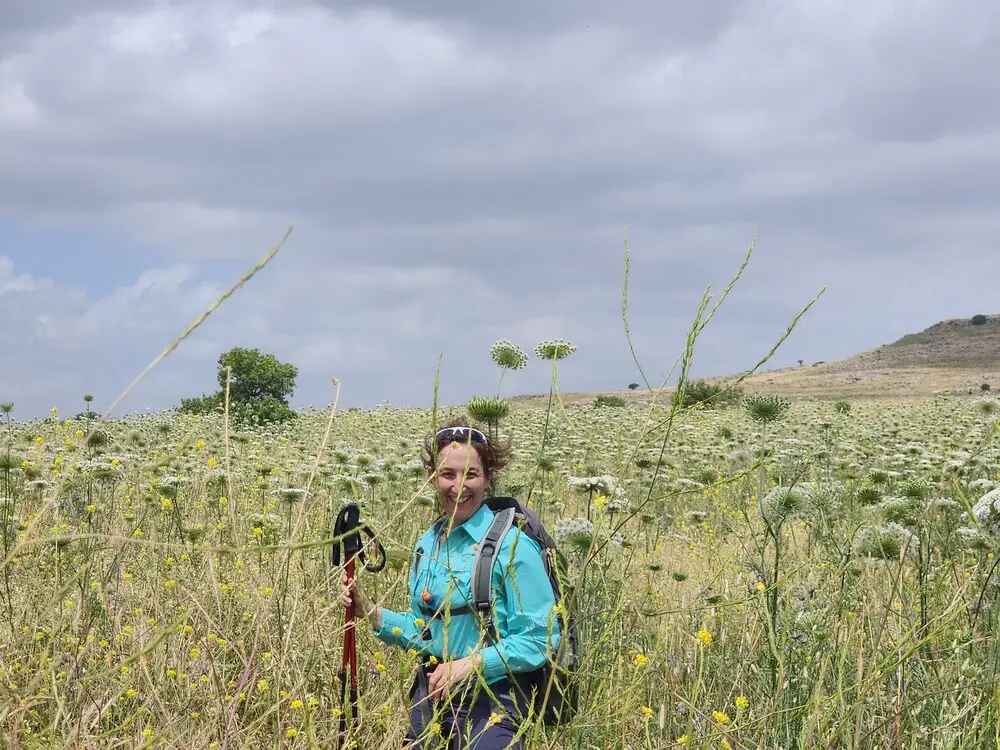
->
[[509, 314, 1000, 405]]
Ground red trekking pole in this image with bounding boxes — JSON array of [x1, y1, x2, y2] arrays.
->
[[332, 503, 384, 747]]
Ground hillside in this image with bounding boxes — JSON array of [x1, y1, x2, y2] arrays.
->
[[509, 314, 1000, 405]]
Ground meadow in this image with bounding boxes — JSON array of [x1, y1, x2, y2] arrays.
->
[[3, 386, 1000, 749]]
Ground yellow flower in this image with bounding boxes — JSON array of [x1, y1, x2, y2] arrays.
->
[[735, 695, 749, 710], [375, 663, 386, 672], [633, 652, 648, 668], [756, 581, 766, 592], [286, 727, 297, 738], [487, 712, 503, 726], [415, 618, 425, 627], [697, 629, 713, 647], [640, 705, 654, 719], [430, 722, 442, 735], [675, 734, 688, 745], [713, 710, 730, 724], [141, 728, 153, 738], [290, 699, 304, 710], [196, 440, 206, 450], [392, 627, 402, 635], [428, 655, 438, 664]]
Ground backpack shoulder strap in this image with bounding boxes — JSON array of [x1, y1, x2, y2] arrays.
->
[[471, 507, 516, 615]]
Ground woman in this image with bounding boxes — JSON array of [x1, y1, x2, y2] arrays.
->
[[340, 419, 560, 748]]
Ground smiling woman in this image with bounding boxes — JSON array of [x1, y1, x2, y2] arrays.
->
[[339, 417, 561, 749]]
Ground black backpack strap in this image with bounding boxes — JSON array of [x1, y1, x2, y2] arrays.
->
[[471, 507, 516, 644]]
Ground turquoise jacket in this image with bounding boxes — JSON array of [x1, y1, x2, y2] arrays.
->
[[373, 502, 560, 684]]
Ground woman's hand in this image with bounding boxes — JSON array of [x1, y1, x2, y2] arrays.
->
[[340, 572, 372, 622], [427, 655, 482, 702]]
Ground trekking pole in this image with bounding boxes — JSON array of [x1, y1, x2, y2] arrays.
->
[[331, 502, 385, 747]]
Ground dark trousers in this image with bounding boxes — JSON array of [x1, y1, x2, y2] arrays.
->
[[405, 665, 534, 749]]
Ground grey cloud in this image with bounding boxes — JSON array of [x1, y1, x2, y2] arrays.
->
[[1, 0, 999, 418]]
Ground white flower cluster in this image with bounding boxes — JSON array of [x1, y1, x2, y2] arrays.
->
[[533, 339, 577, 360], [852, 522, 919, 560], [77, 460, 126, 481], [966, 487, 1000, 534], [272, 487, 308, 502], [759, 485, 814, 527], [490, 339, 529, 370], [553, 517, 594, 550], [568, 475, 619, 496]]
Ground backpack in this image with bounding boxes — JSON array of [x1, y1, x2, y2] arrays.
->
[[471, 496, 580, 726]]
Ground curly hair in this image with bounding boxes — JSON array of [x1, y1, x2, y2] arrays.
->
[[420, 416, 511, 489]]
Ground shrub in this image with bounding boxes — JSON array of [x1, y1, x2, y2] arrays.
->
[[682, 380, 743, 409], [971, 314, 989, 326], [595, 394, 627, 408]]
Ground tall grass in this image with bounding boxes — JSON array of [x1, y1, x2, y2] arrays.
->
[[2, 236, 1000, 748]]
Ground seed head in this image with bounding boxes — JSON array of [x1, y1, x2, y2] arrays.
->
[[489, 340, 528, 370], [742, 394, 791, 425], [534, 338, 577, 361]]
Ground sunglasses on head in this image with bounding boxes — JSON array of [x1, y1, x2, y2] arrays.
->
[[435, 426, 488, 445]]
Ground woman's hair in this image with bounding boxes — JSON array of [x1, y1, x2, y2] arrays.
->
[[420, 416, 511, 487]]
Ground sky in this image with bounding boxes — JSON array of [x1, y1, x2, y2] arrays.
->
[[1, 0, 998, 420]]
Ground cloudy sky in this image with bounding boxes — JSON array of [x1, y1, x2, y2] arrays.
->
[[1, 0, 998, 419]]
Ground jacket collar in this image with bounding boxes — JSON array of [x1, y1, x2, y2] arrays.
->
[[433, 501, 493, 542]]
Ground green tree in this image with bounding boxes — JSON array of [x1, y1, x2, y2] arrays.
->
[[179, 347, 298, 425]]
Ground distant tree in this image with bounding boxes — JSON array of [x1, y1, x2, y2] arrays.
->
[[797, 359, 804, 367], [981, 383, 991, 392], [971, 314, 989, 326], [179, 347, 298, 425], [627, 383, 640, 390]]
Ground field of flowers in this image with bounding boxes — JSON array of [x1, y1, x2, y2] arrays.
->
[[3, 386, 1000, 749]]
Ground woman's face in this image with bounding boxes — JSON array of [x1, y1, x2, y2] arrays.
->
[[432, 441, 489, 524]]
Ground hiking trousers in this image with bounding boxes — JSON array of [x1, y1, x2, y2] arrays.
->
[[405, 664, 533, 749]]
